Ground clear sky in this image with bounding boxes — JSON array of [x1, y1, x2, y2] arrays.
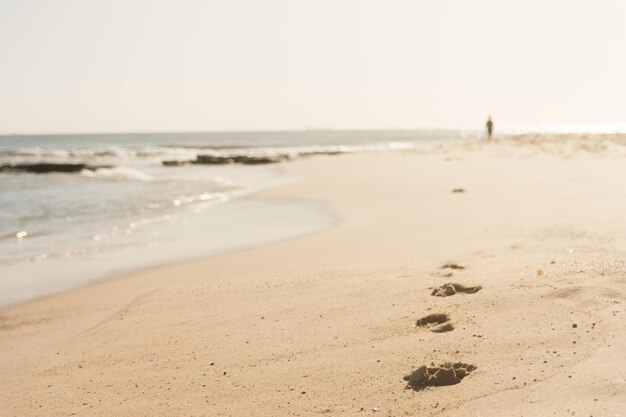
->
[[1, 0, 626, 133]]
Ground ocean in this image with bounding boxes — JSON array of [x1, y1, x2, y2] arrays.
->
[[0, 130, 475, 307]]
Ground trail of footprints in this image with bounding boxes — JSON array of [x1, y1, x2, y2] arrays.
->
[[405, 262, 480, 390]]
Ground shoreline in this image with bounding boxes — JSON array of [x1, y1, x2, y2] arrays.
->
[[1, 135, 625, 416], [0, 171, 338, 309], [0, 193, 338, 312]]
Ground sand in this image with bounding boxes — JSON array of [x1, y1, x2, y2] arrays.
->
[[1, 134, 625, 416]]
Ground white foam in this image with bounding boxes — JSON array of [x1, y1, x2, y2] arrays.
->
[[187, 141, 416, 161], [2, 141, 417, 168], [80, 166, 153, 181], [4, 146, 198, 165]]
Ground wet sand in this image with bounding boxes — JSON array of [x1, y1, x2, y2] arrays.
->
[[1, 134, 625, 416]]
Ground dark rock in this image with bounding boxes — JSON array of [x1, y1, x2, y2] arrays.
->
[[163, 149, 343, 168], [162, 160, 193, 166], [0, 163, 111, 174], [299, 150, 343, 157], [195, 154, 286, 165], [195, 155, 235, 164], [230, 155, 286, 164]]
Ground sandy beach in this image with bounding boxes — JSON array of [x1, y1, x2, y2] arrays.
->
[[1, 135, 625, 416]]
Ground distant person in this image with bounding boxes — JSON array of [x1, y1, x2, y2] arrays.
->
[[486, 116, 494, 139]]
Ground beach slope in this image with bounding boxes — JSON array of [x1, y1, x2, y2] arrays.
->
[[1, 135, 625, 416]]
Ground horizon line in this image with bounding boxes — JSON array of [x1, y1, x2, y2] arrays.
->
[[0, 127, 478, 137], [2, 122, 626, 137]]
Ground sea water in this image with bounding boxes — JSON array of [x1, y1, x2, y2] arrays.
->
[[0, 130, 474, 306]]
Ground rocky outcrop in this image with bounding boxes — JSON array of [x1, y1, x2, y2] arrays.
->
[[195, 154, 288, 165], [162, 150, 347, 167], [298, 150, 343, 157], [0, 163, 111, 174], [162, 160, 193, 166]]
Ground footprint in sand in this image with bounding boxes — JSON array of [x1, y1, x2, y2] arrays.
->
[[404, 363, 477, 389], [431, 263, 466, 278], [415, 313, 454, 333], [431, 283, 481, 297], [440, 263, 466, 270], [430, 271, 453, 278], [431, 323, 454, 333]]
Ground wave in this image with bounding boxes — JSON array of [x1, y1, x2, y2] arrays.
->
[[80, 166, 153, 181], [10, 146, 131, 158], [2, 141, 415, 163], [197, 141, 415, 158], [0, 187, 248, 267], [1, 145, 199, 164]]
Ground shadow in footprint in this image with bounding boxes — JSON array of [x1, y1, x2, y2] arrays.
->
[[431, 283, 481, 297], [404, 363, 477, 390], [431, 322, 454, 333], [415, 313, 454, 332]]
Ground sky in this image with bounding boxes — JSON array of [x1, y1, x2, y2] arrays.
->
[[1, 0, 626, 134]]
